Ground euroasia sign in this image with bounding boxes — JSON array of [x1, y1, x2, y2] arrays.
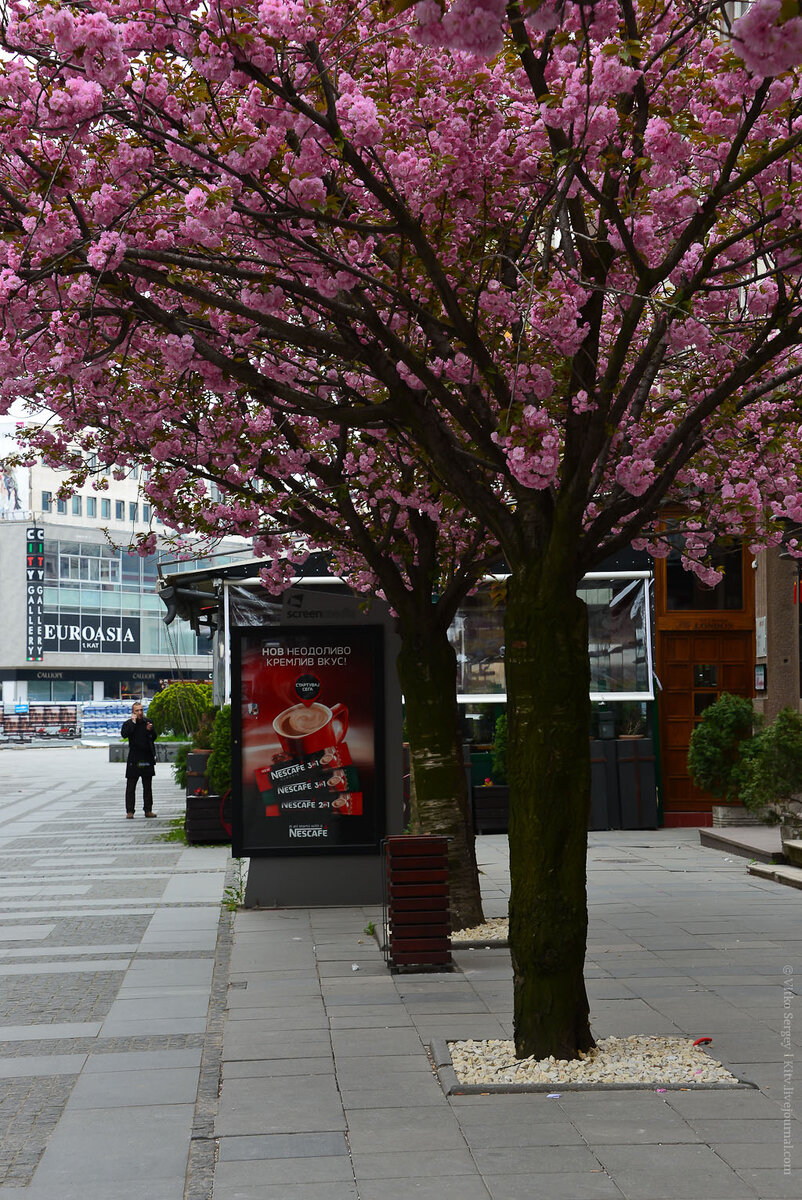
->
[[42, 613, 140, 654]]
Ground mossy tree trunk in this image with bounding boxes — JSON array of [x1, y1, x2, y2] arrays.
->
[[396, 616, 485, 931], [504, 556, 594, 1060]]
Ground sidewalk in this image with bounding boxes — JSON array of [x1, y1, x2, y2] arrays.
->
[[0, 748, 799, 1199]]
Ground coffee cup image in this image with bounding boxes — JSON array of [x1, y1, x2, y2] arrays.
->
[[273, 701, 349, 756]]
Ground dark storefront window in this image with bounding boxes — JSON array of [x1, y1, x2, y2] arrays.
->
[[665, 539, 744, 611]]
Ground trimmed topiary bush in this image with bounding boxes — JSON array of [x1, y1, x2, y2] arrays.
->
[[146, 681, 212, 738], [736, 707, 802, 816], [207, 705, 232, 797], [173, 743, 189, 790], [687, 692, 755, 802], [491, 712, 508, 784]]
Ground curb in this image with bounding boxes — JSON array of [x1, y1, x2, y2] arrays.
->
[[429, 1039, 758, 1095], [184, 859, 236, 1200]]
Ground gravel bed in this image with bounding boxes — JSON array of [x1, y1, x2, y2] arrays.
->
[[452, 917, 508, 943], [449, 1034, 741, 1086]]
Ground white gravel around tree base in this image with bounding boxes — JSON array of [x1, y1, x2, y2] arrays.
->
[[452, 917, 509, 942], [448, 1035, 741, 1086]]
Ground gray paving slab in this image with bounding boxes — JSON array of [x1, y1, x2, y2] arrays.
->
[[98, 1015, 209, 1036], [83, 1047, 202, 1072], [222, 1026, 333, 1060], [557, 1111, 701, 1145], [222, 1056, 337, 1079], [121, 958, 214, 987], [450, 1119, 585, 1149], [9, 1182, 186, 1200], [0, 958, 130, 974], [0, 1053, 86, 1077], [30, 1102, 195, 1186], [339, 1075, 446, 1108], [472, 1145, 605, 1174], [350, 1148, 480, 1179], [331, 1054, 443, 1086], [217, 1132, 349, 1160], [213, 1157, 355, 1187], [102, 994, 211, 1021], [68, 1065, 200, 1107], [590, 1144, 758, 1198], [210, 1182, 358, 1200], [216, 1073, 346, 1136], [224, 1007, 330, 1028], [0, 924, 54, 939], [684, 1116, 791, 1141], [330, 1027, 426, 1056], [344, 1107, 469, 1154], [663, 1089, 786, 1117], [357, 1178, 493, 1200], [732, 1168, 802, 1197], [480, 1172, 624, 1199]]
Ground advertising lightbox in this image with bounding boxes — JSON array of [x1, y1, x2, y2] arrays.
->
[[232, 624, 385, 856]]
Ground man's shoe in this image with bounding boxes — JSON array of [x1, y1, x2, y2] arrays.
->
[[126, 812, 134, 819], [145, 811, 157, 818]]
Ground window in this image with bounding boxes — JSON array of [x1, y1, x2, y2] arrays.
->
[[72, 496, 82, 516], [41, 491, 52, 512], [665, 538, 744, 611], [56, 498, 67, 514], [101, 498, 111, 519], [27, 680, 52, 701], [122, 553, 140, 590], [115, 500, 124, 521], [142, 503, 151, 522], [87, 497, 97, 518], [100, 557, 121, 585], [129, 502, 138, 523]]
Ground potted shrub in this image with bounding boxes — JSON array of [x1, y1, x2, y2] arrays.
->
[[146, 681, 213, 740], [472, 713, 510, 834], [736, 708, 802, 857], [186, 705, 232, 844], [686, 693, 802, 838], [687, 692, 756, 806]]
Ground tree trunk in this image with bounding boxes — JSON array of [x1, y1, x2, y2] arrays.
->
[[505, 560, 595, 1060], [396, 621, 485, 931]]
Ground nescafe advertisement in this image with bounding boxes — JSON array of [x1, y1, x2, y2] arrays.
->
[[232, 625, 385, 854]]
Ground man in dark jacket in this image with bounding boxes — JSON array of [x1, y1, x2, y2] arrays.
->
[[121, 702, 157, 819]]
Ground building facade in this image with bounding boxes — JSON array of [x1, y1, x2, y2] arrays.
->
[[0, 421, 250, 715]]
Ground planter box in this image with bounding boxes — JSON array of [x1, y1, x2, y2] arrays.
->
[[472, 785, 510, 834], [713, 805, 773, 827], [471, 737, 658, 832], [590, 739, 618, 830], [616, 737, 657, 829], [109, 742, 189, 764], [186, 749, 213, 796], [185, 793, 230, 844], [384, 836, 451, 969]]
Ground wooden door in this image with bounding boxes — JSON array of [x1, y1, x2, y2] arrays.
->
[[659, 630, 753, 814]]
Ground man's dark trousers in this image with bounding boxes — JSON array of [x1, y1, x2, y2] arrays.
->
[[126, 770, 153, 814]]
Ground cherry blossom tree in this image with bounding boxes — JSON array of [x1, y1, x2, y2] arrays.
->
[[38, 404, 494, 929], [3, 0, 802, 1057]]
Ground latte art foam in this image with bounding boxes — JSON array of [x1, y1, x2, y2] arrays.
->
[[278, 704, 329, 736]]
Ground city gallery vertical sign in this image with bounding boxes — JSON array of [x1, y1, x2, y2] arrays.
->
[[26, 525, 44, 662], [231, 626, 385, 856]]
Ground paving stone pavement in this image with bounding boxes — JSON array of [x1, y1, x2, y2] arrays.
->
[[0, 745, 229, 1198], [0, 746, 800, 1199]]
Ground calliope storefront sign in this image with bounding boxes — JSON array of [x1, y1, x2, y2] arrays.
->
[[42, 613, 141, 654]]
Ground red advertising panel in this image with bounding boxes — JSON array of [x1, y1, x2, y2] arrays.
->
[[232, 625, 385, 854]]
